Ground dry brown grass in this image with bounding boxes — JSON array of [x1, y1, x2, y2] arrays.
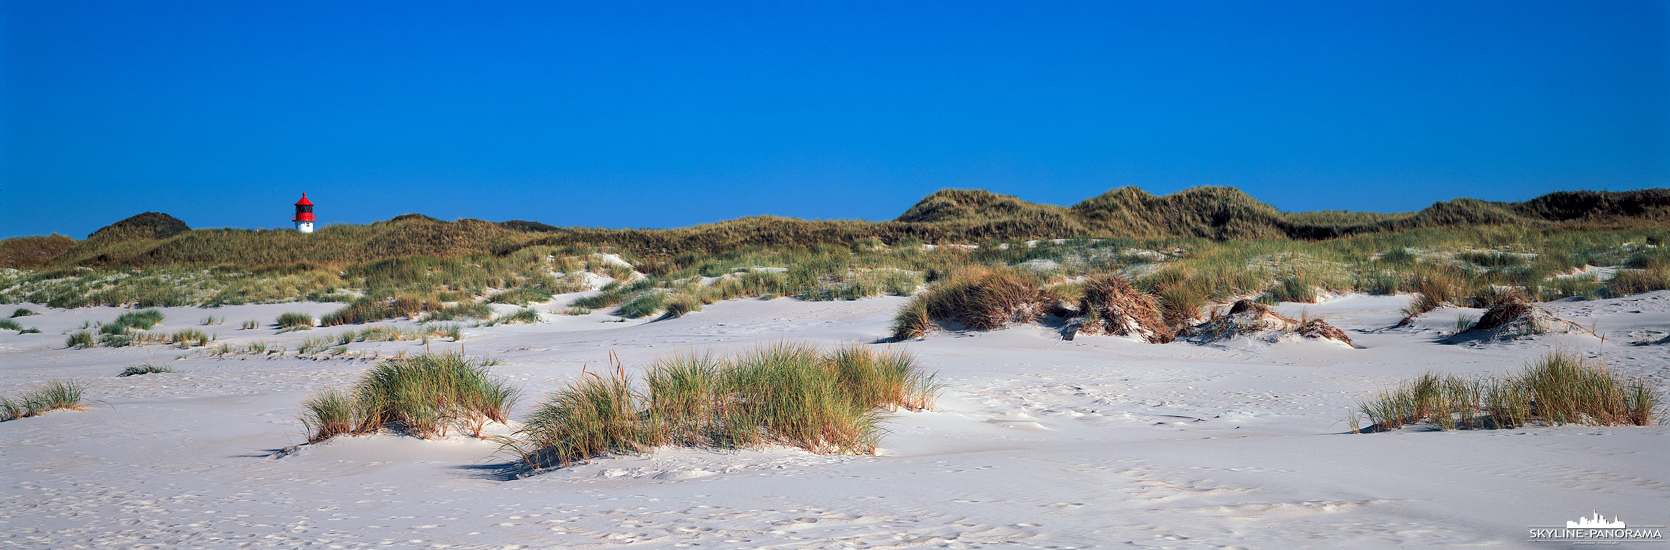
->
[[1075, 274, 1174, 343]]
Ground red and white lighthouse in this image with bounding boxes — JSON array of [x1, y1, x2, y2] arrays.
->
[[293, 193, 316, 233]]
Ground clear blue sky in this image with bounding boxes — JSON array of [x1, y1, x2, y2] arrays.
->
[[3, 0, 1666, 239]]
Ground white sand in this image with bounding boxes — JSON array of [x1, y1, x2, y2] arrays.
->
[[2, 292, 1667, 549]]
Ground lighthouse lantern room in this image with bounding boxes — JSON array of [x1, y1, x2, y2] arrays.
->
[[293, 193, 315, 233]]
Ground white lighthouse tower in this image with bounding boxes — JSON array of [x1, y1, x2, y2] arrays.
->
[[293, 193, 316, 233]]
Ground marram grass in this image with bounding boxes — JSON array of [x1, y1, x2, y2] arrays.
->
[[503, 344, 938, 472], [298, 352, 518, 442], [0, 380, 86, 421], [1354, 351, 1659, 432]]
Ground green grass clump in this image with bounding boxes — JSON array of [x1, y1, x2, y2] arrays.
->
[[111, 309, 164, 331], [119, 363, 177, 377], [1355, 351, 1659, 432], [662, 295, 703, 318], [889, 267, 1042, 340], [493, 308, 542, 325], [1605, 268, 1670, 297], [489, 287, 554, 306], [0, 381, 86, 421], [506, 344, 937, 471], [276, 311, 315, 331], [66, 330, 95, 349], [0, 318, 21, 331], [320, 295, 440, 326], [421, 301, 493, 321], [170, 328, 210, 348], [890, 298, 932, 340], [1267, 276, 1318, 303], [241, 319, 258, 329], [615, 291, 668, 319], [299, 352, 518, 442], [1457, 250, 1528, 268], [10, 307, 36, 318]]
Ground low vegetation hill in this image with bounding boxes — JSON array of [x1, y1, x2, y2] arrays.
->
[[6, 187, 1667, 269]]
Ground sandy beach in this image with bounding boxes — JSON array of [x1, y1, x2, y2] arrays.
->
[[1, 290, 1665, 549]]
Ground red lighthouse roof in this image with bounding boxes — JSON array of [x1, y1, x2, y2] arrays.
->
[[295, 193, 314, 206]]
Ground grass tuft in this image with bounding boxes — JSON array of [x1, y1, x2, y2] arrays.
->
[[1, 381, 86, 421], [66, 330, 95, 349], [276, 311, 315, 331], [10, 307, 36, 318], [299, 352, 518, 442], [1354, 351, 1659, 432], [506, 344, 937, 471], [119, 363, 177, 377]]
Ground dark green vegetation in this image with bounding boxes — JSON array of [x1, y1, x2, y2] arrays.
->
[[0, 381, 85, 422], [276, 311, 315, 330], [1354, 351, 1660, 432], [2, 187, 1668, 329], [119, 363, 177, 377], [300, 353, 518, 441], [502, 344, 937, 470]]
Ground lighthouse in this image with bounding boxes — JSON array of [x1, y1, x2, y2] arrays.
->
[[293, 193, 315, 233]]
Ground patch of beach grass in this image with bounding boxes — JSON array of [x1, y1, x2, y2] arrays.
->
[[420, 301, 493, 322], [0, 381, 86, 421], [1355, 351, 1658, 432], [119, 363, 177, 377], [65, 330, 95, 349], [490, 308, 541, 325], [276, 311, 315, 332], [299, 352, 517, 442], [169, 328, 210, 348], [505, 344, 936, 471]]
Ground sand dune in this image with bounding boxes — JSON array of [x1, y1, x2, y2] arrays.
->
[[2, 292, 1666, 549]]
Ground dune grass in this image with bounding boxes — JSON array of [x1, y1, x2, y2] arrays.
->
[[299, 352, 517, 442], [1355, 351, 1659, 432], [420, 301, 493, 322], [0, 318, 21, 332], [169, 328, 211, 348], [504, 344, 937, 471], [276, 311, 315, 331], [889, 267, 1043, 340], [119, 363, 177, 377], [10, 307, 36, 318], [112, 309, 164, 331], [0, 381, 86, 421], [65, 330, 95, 349], [488, 287, 554, 306], [490, 308, 541, 325]]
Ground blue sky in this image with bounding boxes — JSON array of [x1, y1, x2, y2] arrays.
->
[[3, 0, 1666, 239]]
